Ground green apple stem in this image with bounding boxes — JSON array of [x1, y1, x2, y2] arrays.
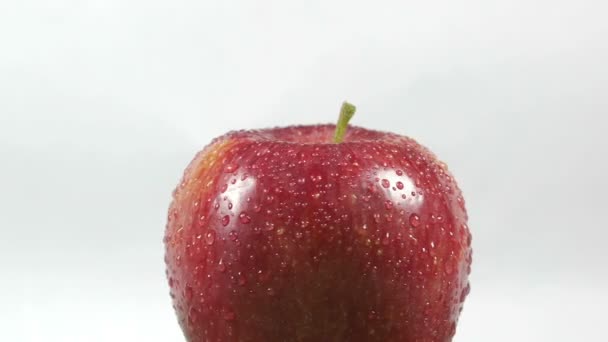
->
[[333, 101, 356, 143]]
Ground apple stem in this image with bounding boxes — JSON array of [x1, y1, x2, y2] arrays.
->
[[333, 101, 357, 143]]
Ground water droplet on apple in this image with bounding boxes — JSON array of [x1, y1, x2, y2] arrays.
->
[[224, 164, 239, 173], [220, 184, 228, 193], [396, 169, 404, 176], [444, 262, 455, 275], [221, 215, 230, 226], [384, 200, 393, 210], [396, 181, 404, 190], [310, 174, 323, 183], [460, 283, 471, 302], [188, 307, 198, 325], [237, 272, 247, 286], [381, 179, 390, 188], [381, 232, 390, 245], [373, 213, 381, 223], [239, 212, 251, 224], [185, 286, 193, 301], [409, 213, 421, 227], [264, 222, 275, 231], [205, 231, 216, 245], [463, 224, 472, 246], [218, 259, 226, 272], [448, 322, 456, 337], [457, 195, 466, 210]]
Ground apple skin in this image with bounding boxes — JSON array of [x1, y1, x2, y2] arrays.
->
[[164, 125, 472, 342]]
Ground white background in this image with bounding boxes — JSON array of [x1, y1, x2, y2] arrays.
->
[[1, 1, 607, 341]]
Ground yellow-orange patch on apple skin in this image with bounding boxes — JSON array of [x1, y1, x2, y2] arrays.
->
[[165, 137, 237, 251]]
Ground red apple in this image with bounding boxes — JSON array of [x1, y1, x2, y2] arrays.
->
[[164, 102, 472, 341]]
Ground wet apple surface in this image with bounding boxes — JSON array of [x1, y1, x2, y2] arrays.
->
[[165, 113, 472, 341]]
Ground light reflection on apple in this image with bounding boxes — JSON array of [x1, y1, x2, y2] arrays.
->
[[215, 171, 257, 240], [376, 169, 424, 212]]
